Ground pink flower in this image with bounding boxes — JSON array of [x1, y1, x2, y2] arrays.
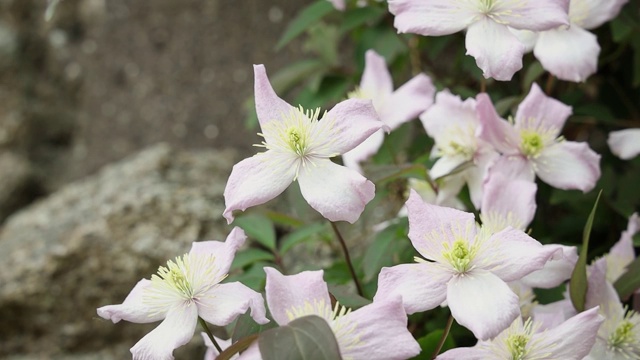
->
[[375, 190, 558, 340], [478, 82, 601, 192], [387, 0, 570, 80], [97, 228, 268, 360], [240, 268, 420, 360], [343, 50, 435, 172], [437, 307, 603, 360], [609, 128, 640, 160], [223, 65, 385, 224]]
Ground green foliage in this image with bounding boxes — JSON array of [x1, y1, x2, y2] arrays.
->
[[410, 330, 456, 360], [275, 1, 335, 50], [234, 213, 277, 250], [258, 316, 343, 360]]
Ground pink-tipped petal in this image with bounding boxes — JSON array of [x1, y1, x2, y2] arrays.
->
[[360, 50, 393, 102], [534, 26, 600, 83], [253, 65, 296, 132], [519, 245, 578, 288], [496, 0, 570, 31], [190, 227, 247, 276], [341, 129, 385, 174], [465, 19, 525, 81], [534, 141, 601, 192], [198, 282, 268, 326], [97, 279, 165, 324], [572, 0, 629, 30], [515, 83, 573, 136], [476, 94, 520, 154], [481, 173, 537, 232], [380, 73, 436, 130], [297, 159, 375, 223], [223, 152, 297, 224], [264, 267, 331, 326], [323, 99, 386, 155], [447, 270, 520, 340], [130, 304, 198, 360], [388, 0, 476, 36], [337, 298, 421, 360], [406, 189, 476, 260], [608, 128, 640, 160], [374, 263, 450, 314]]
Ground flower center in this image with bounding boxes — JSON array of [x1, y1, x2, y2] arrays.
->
[[520, 130, 544, 157], [506, 333, 530, 360], [442, 239, 476, 273], [154, 254, 196, 299], [286, 127, 306, 156], [478, 0, 495, 12], [609, 320, 635, 349]]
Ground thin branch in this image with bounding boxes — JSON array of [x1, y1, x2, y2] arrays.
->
[[330, 222, 364, 297]]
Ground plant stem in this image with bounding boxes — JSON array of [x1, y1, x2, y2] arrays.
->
[[330, 222, 364, 297], [480, 78, 486, 93], [199, 316, 223, 354], [545, 73, 555, 95], [431, 314, 454, 360]]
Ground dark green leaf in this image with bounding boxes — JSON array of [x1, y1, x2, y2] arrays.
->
[[276, 1, 335, 50], [234, 214, 277, 250], [328, 284, 372, 309], [259, 315, 342, 360], [280, 222, 329, 255], [570, 190, 602, 312], [494, 95, 520, 117], [363, 224, 401, 281], [231, 311, 277, 343], [339, 6, 386, 34], [522, 61, 545, 93], [409, 330, 456, 360], [614, 256, 640, 300], [226, 262, 269, 291], [218, 334, 259, 360], [231, 249, 276, 271]]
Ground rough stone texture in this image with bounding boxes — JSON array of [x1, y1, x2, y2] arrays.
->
[[0, 152, 40, 221], [0, 144, 237, 358]]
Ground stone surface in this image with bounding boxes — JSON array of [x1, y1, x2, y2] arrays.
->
[[0, 152, 40, 222], [0, 144, 237, 357]]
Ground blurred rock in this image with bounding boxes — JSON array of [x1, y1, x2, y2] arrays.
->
[[0, 144, 236, 358], [0, 152, 40, 222]]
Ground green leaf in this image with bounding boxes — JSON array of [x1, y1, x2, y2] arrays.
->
[[280, 222, 329, 255], [258, 315, 343, 360], [234, 214, 277, 250], [522, 61, 545, 92], [570, 190, 602, 312], [226, 262, 269, 291], [409, 330, 456, 360], [275, 1, 335, 50], [494, 95, 520, 117], [303, 23, 340, 66], [634, 232, 640, 247], [363, 223, 402, 281], [328, 284, 372, 309], [218, 334, 259, 360], [614, 256, 640, 300], [231, 311, 277, 343], [339, 6, 386, 34], [610, 12, 635, 42], [231, 248, 276, 271]]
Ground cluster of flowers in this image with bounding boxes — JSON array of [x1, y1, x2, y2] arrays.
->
[[98, 0, 640, 359]]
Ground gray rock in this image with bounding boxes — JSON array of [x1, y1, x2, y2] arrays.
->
[[0, 143, 236, 358], [0, 152, 39, 222]]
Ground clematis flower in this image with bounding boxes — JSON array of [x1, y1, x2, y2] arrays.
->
[[604, 212, 639, 282], [97, 228, 268, 360], [437, 307, 603, 360], [478, 82, 601, 192], [387, 0, 570, 80], [609, 128, 640, 160], [531, 0, 628, 82], [585, 300, 640, 359], [223, 65, 384, 224], [375, 190, 557, 340], [240, 267, 421, 360], [420, 90, 498, 208], [343, 49, 435, 172]]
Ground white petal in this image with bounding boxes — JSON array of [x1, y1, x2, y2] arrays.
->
[[534, 141, 601, 192], [429, 154, 469, 180], [341, 129, 385, 174], [97, 279, 165, 324], [388, 0, 476, 36], [360, 50, 393, 102], [571, 0, 629, 30], [198, 282, 268, 326], [515, 82, 573, 137], [608, 128, 640, 160], [519, 245, 578, 288], [379, 73, 435, 130]]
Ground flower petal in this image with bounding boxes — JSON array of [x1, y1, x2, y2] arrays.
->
[[198, 282, 268, 326], [476, 93, 520, 155], [534, 26, 600, 83], [253, 65, 296, 132], [436, 346, 485, 360], [337, 297, 421, 360], [374, 263, 450, 314], [465, 18, 525, 81], [420, 90, 478, 152], [447, 270, 520, 340], [341, 129, 385, 174], [571, 0, 629, 30], [97, 279, 165, 324], [429, 154, 469, 180], [585, 258, 620, 310], [388, 0, 476, 36], [531, 299, 576, 330], [487, 155, 535, 182], [360, 50, 393, 103], [606, 212, 639, 281], [515, 83, 572, 136], [236, 342, 261, 360], [519, 245, 578, 288], [223, 152, 297, 223], [380, 73, 435, 130], [406, 189, 476, 261], [130, 303, 198, 360], [481, 172, 537, 232], [190, 227, 247, 277], [297, 159, 375, 223], [608, 128, 640, 160], [202, 333, 233, 360], [494, 0, 570, 31], [323, 98, 386, 155], [264, 267, 331, 325], [534, 141, 601, 192]]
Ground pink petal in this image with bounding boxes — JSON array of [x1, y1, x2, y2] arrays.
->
[[481, 172, 537, 232], [480, 227, 557, 282], [519, 245, 578, 288], [198, 282, 268, 326], [447, 270, 520, 340], [534, 26, 600, 83], [297, 159, 375, 223], [223, 152, 297, 223], [322, 98, 386, 155], [130, 303, 198, 360], [466, 147, 500, 209], [607, 212, 639, 280], [190, 227, 247, 277], [388, 0, 476, 36], [264, 267, 331, 326], [515, 83, 573, 136], [476, 93, 520, 155], [608, 128, 640, 160], [253, 65, 296, 132], [585, 258, 620, 310], [406, 189, 476, 261], [465, 18, 525, 81], [531, 299, 576, 330], [534, 141, 601, 192], [380, 73, 435, 130], [360, 50, 393, 103], [341, 129, 385, 174], [530, 307, 603, 360], [487, 155, 535, 183], [97, 279, 165, 324], [571, 0, 629, 30], [495, 0, 570, 31], [374, 263, 450, 314], [420, 90, 478, 149], [436, 347, 484, 360], [337, 298, 421, 360]]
